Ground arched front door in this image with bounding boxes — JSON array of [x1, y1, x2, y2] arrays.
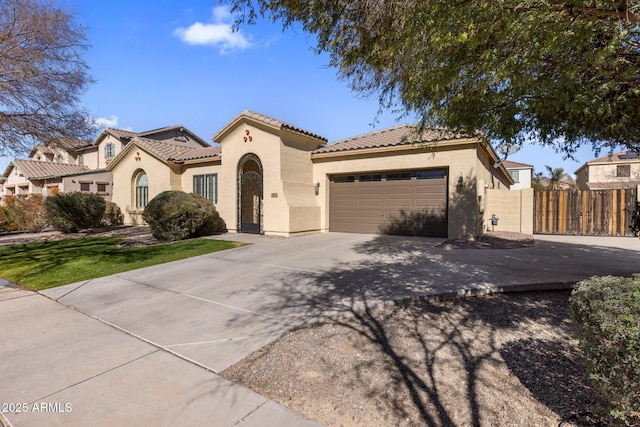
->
[[238, 154, 263, 234]]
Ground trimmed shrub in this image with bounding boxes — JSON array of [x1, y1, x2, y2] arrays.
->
[[101, 201, 124, 227], [0, 195, 46, 232], [142, 191, 220, 241], [44, 192, 106, 233], [569, 275, 640, 425]]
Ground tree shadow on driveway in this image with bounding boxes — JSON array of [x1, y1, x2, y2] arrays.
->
[[223, 234, 629, 425]]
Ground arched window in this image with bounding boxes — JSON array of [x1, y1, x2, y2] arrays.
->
[[135, 171, 148, 209]]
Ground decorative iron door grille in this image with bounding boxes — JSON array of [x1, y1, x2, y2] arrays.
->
[[240, 170, 262, 234]]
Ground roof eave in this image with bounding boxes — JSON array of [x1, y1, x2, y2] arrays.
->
[[179, 155, 222, 165], [311, 137, 480, 159]]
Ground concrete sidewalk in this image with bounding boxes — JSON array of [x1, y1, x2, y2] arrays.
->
[[1, 232, 639, 426], [0, 284, 320, 427]]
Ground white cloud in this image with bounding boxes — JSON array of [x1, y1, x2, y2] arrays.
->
[[95, 115, 119, 128], [174, 6, 251, 54]]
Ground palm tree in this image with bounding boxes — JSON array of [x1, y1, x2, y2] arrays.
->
[[545, 166, 564, 190], [544, 166, 575, 190]]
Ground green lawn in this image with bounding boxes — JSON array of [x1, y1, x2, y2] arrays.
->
[[0, 237, 245, 291]]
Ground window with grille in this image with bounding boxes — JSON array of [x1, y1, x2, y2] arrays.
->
[[104, 144, 115, 159], [193, 174, 217, 204], [135, 171, 148, 208], [617, 164, 631, 177]]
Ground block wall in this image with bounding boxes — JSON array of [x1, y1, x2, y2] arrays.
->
[[484, 188, 533, 234]]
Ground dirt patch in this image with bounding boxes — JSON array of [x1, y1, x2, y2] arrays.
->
[[221, 291, 605, 427], [439, 231, 534, 249]]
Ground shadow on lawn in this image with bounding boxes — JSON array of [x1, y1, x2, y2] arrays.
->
[[223, 234, 628, 426], [0, 236, 231, 289]]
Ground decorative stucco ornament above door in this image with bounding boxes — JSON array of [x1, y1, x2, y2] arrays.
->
[[243, 129, 253, 142]]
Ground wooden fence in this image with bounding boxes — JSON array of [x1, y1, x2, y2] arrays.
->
[[534, 188, 638, 236]]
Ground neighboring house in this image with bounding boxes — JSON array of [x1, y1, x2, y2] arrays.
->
[[1, 160, 90, 199], [0, 126, 208, 204], [29, 137, 93, 165], [575, 150, 640, 190], [107, 110, 513, 238], [502, 160, 533, 190]]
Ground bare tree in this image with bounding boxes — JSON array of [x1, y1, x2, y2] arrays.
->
[[0, 0, 96, 156]]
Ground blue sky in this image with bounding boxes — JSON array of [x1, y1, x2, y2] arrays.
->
[[0, 0, 616, 177]]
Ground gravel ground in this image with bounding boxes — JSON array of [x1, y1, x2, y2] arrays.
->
[[222, 291, 605, 427]]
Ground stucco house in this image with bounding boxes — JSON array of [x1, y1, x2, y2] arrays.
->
[[107, 110, 513, 239], [502, 160, 533, 190], [575, 150, 640, 190], [1, 160, 91, 199], [0, 125, 209, 203]]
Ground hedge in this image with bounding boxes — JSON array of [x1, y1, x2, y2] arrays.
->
[[570, 275, 640, 425], [44, 192, 106, 233], [141, 191, 220, 241], [0, 195, 46, 232]]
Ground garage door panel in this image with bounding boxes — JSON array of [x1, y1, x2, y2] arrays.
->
[[358, 210, 384, 220], [384, 198, 413, 209], [357, 188, 384, 197], [331, 210, 357, 220], [385, 186, 413, 196], [332, 199, 357, 208], [383, 209, 447, 236], [357, 199, 384, 209], [330, 171, 448, 237], [415, 184, 445, 194], [415, 198, 446, 208]]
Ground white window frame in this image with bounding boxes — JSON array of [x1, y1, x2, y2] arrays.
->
[[193, 173, 218, 204], [135, 171, 148, 209], [104, 144, 115, 159]]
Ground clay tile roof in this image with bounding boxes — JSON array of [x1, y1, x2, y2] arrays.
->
[[12, 159, 89, 179], [105, 128, 137, 140], [214, 110, 327, 143], [243, 110, 327, 141], [31, 144, 53, 155], [174, 146, 221, 161], [137, 125, 209, 147], [502, 160, 533, 169], [587, 150, 640, 164], [312, 125, 468, 154], [51, 137, 93, 151], [131, 137, 220, 162]]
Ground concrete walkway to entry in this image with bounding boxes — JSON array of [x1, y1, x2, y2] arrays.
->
[[1, 232, 639, 426]]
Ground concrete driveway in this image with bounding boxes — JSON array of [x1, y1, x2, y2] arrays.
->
[[1, 232, 639, 426]]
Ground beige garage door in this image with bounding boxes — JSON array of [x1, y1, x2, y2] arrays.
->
[[329, 170, 448, 237]]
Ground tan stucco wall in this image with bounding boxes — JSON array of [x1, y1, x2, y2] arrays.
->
[[312, 142, 495, 239], [215, 122, 322, 236], [102, 120, 510, 239], [485, 188, 533, 234], [80, 148, 99, 169], [578, 162, 640, 189], [3, 168, 31, 194], [98, 135, 126, 170], [109, 147, 174, 225], [576, 168, 589, 189], [181, 162, 222, 195], [62, 171, 114, 201]]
